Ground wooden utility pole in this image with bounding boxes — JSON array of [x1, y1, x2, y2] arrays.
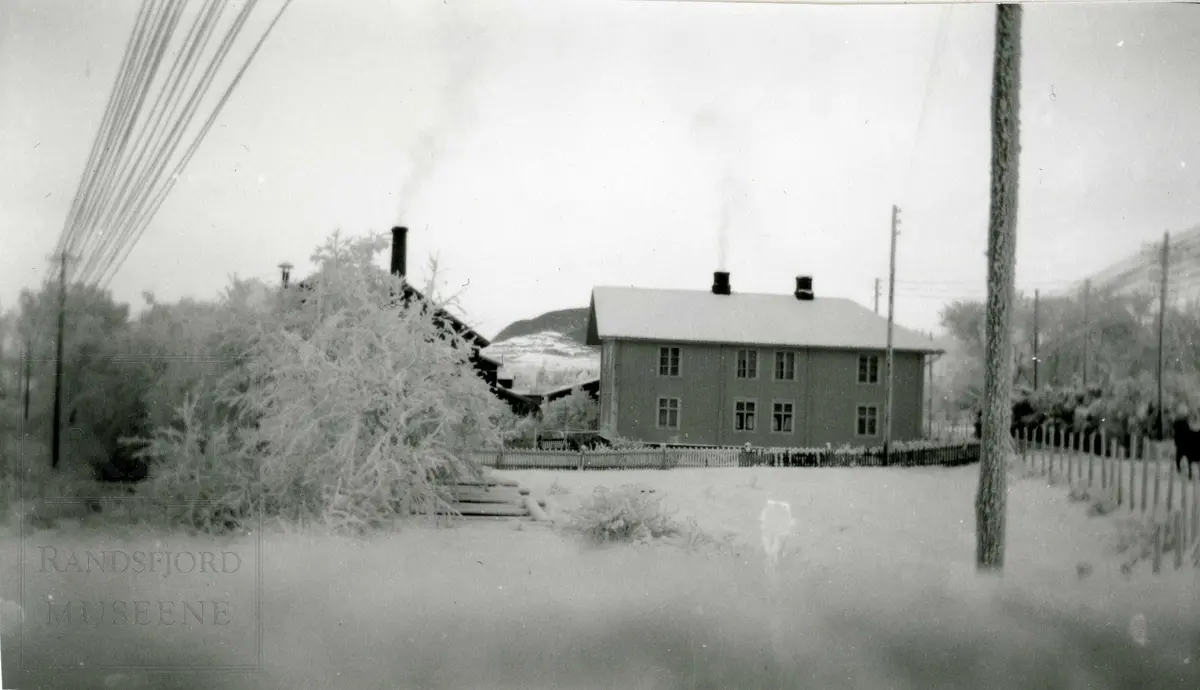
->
[[874, 278, 881, 314], [1157, 231, 1170, 439], [22, 339, 32, 422], [1082, 279, 1091, 389], [927, 332, 935, 438], [1032, 289, 1040, 390], [51, 250, 67, 470], [977, 3, 1023, 573], [883, 205, 899, 464]]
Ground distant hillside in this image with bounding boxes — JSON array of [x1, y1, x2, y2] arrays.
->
[[493, 307, 589, 345], [482, 331, 600, 394]]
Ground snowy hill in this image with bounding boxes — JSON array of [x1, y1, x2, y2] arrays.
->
[[482, 331, 600, 394], [493, 307, 589, 345]]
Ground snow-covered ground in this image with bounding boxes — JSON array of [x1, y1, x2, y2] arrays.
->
[[3, 465, 1198, 689]]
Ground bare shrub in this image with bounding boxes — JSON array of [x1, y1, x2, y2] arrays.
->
[[566, 484, 681, 544]]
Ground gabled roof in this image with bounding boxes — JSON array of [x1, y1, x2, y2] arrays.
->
[[586, 286, 941, 354]]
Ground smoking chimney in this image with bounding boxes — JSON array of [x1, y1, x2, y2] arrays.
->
[[712, 271, 731, 296], [794, 275, 814, 301], [390, 226, 408, 278]]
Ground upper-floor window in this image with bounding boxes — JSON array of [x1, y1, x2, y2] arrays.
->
[[857, 354, 880, 384], [774, 351, 796, 381], [659, 346, 681, 377], [736, 349, 758, 379]]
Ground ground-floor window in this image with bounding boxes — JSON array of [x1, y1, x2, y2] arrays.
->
[[657, 397, 680, 429], [856, 405, 878, 436], [772, 401, 794, 433], [735, 399, 757, 431]]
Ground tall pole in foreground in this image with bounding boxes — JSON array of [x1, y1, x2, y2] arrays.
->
[[883, 205, 899, 464], [1032, 289, 1040, 390], [927, 332, 935, 438], [23, 340, 32, 422], [51, 250, 67, 470], [1157, 231, 1170, 439], [977, 3, 1023, 572]]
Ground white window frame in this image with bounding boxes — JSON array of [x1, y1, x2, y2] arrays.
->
[[855, 404, 879, 437], [773, 350, 797, 381], [771, 400, 795, 434], [656, 396, 681, 429], [658, 346, 681, 378], [857, 354, 880, 385], [736, 349, 759, 380], [734, 398, 758, 432]]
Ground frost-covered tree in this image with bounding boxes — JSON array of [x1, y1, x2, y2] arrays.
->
[[541, 388, 599, 432], [136, 230, 513, 533]]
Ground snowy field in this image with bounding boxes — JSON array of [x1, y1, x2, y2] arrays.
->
[[2, 464, 1199, 690]]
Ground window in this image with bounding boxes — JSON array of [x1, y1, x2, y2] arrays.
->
[[657, 397, 680, 429], [857, 354, 880, 384], [658, 346, 681, 377], [772, 402, 794, 433], [736, 349, 758, 379], [856, 405, 879, 436], [774, 351, 796, 381], [734, 399, 757, 431]]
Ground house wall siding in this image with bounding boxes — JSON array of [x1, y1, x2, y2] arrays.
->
[[611, 339, 926, 447]]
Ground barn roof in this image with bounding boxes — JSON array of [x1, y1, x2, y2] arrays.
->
[[586, 286, 942, 353]]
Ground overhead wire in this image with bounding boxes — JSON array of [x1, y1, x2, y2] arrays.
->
[[74, 0, 230, 285], [98, 0, 294, 288], [70, 0, 192, 272], [64, 1, 174, 264]]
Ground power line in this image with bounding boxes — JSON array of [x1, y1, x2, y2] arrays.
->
[[74, 0, 254, 286], [94, 0, 294, 289]]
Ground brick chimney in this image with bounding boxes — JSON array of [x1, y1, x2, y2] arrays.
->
[[794, 275, 814, 301], [712, 271, 731, 295], [390, 226, 408, 278]]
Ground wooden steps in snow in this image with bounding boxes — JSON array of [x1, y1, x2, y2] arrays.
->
[[439, 469, 544, 519]]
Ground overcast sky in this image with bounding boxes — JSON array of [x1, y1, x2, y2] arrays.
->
[[3, 0, 1199, 340]]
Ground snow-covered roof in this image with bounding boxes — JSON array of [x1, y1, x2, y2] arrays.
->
[[586, 286, 941, 353]]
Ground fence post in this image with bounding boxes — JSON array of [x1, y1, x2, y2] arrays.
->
[[1050, 425, 1060, 484], [496, 448, 505, 470], [1128, 439, 1137, 513], [1168, 450, 1177, 513], [1153, 522, 1163, 574], [1101, 432, 1109, 490], [661, 445, 670, 470], [1116, 443, 1124, 507], [1193, 470, 1200, 544], [578, 448, 585, 472], [1087, 432, 1095, 488], [1175, 512, 1185, 570], [1142, 437, 1151, 515], [1153, 442, 1163, 515], [1182, 476, 1190, 550]]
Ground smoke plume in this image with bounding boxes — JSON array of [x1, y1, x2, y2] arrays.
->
[[395, 4, 492, 222], [691, 105, 747, 273]]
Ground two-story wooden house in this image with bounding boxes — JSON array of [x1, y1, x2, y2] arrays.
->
[[585, 272, 943, 447]]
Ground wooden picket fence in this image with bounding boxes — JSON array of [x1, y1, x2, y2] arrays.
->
[[467, 441, 980, 471], [1014, 426, 1200, 574]]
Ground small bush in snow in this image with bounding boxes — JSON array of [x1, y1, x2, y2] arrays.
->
[[566, 484, 680, 544]]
